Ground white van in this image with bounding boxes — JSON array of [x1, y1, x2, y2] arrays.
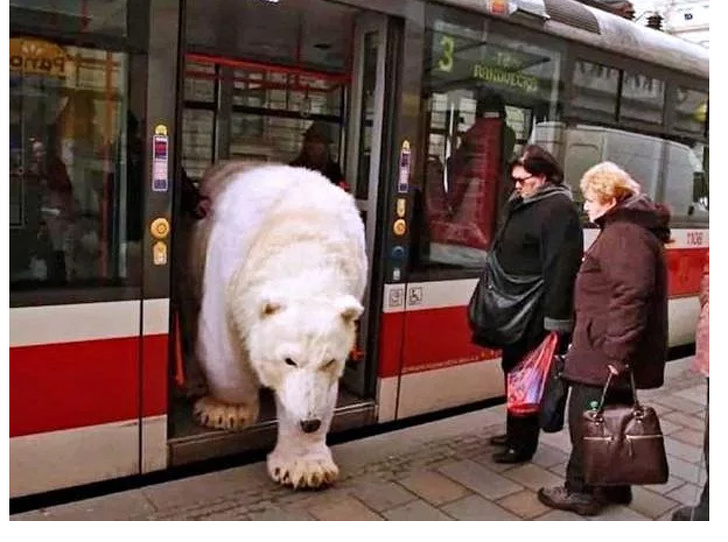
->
[[530, 122, 707, 219]]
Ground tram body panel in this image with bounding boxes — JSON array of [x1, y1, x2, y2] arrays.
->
[[9, 300, 169, 497]]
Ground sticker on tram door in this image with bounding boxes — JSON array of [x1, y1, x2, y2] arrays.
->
[[152, 124, 169, 192], [398, 140, 411, 194], [153, 241, 168, 266]]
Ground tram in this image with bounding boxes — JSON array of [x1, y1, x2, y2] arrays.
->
[[9, 0, 709, 498]]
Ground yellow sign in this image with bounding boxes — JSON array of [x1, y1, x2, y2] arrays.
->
[[393, 219, 407, 236], [694, 102, 707, 123], [153, 242, 168, 266], [9, 38, 69, 77], [150, 217, 170, 240], [154, 125, 168, 136]]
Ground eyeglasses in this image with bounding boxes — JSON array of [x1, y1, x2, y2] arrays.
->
[[511, 174, 536, 185]]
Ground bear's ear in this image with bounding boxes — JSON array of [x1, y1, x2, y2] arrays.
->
[[336, 295, 363, 324], [259, 296, 284, 318]]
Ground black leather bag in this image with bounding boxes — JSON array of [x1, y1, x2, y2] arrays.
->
[[582, 371, 669, 486], [539, 354, 569, 433], [468, 251, 544, 348]]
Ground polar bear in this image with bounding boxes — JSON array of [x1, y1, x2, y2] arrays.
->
[[184, 161, 367, 490]]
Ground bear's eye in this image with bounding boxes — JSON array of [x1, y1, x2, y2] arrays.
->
[[322, 359, 337, 370], [284, 358, 297, 367]]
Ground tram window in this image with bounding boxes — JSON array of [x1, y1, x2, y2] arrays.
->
[[232, 69, 343, 117], [182, 110, 215, 180], [415, 8, 563, 273], [10, 0, 127, 37], [620, 72, 665, 125], [185, 61, 216, 104], [9, 39, 135, 288], [572, 60, 619, 123], [674, 87, 708, 135], [186, 0, 356, 74]]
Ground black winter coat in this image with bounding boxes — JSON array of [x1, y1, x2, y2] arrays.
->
[[563, 195, 670, 390], [474, 184, 583, 368]]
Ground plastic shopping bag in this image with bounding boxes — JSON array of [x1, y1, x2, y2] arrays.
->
[[507, 332, 559, 416]]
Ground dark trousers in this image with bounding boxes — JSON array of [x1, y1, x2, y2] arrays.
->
[[502, 340, 543, 457], [565, 382, 633, 494]]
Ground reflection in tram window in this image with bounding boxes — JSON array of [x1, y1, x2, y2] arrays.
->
[[9, 38, 134, 288], [414, 10, 563, 272], [620, 71, 665, 125]]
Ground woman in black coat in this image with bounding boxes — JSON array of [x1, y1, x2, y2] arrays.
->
[[473, 145, 584, 463]]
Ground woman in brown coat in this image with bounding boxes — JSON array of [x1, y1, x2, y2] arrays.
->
[[537, 162, 670, 516]]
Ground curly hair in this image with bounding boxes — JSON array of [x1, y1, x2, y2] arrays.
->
[[580, 161, 641, 203]]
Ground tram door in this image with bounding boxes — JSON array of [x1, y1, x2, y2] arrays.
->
[[342, 12, 390, 398]]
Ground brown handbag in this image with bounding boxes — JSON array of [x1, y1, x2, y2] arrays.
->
[[582, 371, 669, 486]]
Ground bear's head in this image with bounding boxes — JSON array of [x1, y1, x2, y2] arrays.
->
[[244, 292, 363, 433]]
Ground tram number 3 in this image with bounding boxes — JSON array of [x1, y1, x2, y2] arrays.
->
[[687, 231, 704, 246], [437, 35, 454, 73]]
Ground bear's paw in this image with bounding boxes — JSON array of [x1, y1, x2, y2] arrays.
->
[[267, 450, 339, 490], [193, 395, 259, 431]]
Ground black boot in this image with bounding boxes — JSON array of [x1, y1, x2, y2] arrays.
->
[[492, 447, 532, 464]]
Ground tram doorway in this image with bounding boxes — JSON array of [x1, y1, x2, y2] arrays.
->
[[168, 0, 396, 465]]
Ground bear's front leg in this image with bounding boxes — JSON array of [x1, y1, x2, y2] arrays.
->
[[267, 383, 339, 490]]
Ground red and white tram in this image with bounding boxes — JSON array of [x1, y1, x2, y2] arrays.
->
[[9, 0, 709, 499]]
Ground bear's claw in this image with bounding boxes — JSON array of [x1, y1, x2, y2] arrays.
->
[[267, 451, 339, 490], [193, 396, 259, 431]]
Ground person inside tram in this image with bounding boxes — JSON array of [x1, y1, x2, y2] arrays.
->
[[27, 137, 75, 283], [290, 121, 346, 188]]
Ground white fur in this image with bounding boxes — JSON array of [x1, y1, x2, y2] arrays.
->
[[195, 164, 367, 489]]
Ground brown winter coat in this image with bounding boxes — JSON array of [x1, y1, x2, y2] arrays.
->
[[563, 195, 670, 389]]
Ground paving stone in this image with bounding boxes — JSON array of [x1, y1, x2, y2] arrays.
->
[[535, 509, 587, 521], [666, 483, 704, 506], [660, 418, 686, 436], [470, 452, 520, 473], [657, 505, 685, 521], [21, 491, 156, 521], [651, 394, 705, 414], [587, 505, 650, 521], [307, 495, 383, 521], [248, 505, 315, 521], [349, 480, 418, 512], [531, 445, 570, 469], [667, 455, 707, 484], [649, 402, 674, 417], [397, 471, 471, 506], [662, 412, 706, 432], [382, 499, 451, 521], [673, 385, 708, 405], [437, 459, 523, 500], [141, 463, 271, 511], [628, 486, 681, 519], [644, 476, 686, 495], [502, 464, 564, 491], [441, 494, 520, 521], [548, 461, 568, 478], [665, 437, 703, 463], [496, 490, 551, 519], [538, 431, 572, 453]]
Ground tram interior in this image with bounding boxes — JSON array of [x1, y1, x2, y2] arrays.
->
[[170, 0, 374, 443]]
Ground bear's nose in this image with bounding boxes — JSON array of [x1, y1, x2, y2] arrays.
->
[[300, 419, 321, 433]]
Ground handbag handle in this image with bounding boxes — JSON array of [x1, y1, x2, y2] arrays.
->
[[595, 369, 641, 415]]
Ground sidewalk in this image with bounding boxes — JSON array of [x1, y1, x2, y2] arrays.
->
[[12, 357, 708, 521]]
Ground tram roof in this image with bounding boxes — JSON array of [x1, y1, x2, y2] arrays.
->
[[436, 0, 709, 80]]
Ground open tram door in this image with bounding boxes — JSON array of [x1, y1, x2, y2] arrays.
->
[[166, 0, 399, 466], [341, 11, 392, 403]]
